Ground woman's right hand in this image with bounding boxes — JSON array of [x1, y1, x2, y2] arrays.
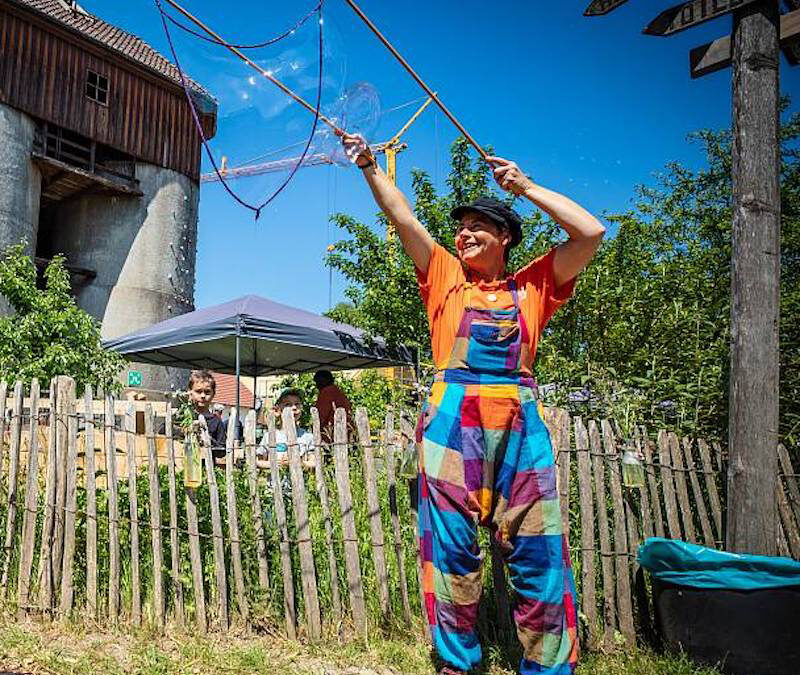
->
[[338, 130, 375, 168]]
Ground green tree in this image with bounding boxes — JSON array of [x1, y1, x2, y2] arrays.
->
[[0, 242, 127, 392]]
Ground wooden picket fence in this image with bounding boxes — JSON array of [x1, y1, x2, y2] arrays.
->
[[0, 376, 798, 651]]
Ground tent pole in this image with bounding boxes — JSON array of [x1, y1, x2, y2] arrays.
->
[[235, 334, 241, 425]]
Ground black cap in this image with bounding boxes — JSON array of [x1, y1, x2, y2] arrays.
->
[[450, 197, 523, 249]]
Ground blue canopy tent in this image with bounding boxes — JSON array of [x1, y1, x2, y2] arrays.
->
[[103, 294, 416, 412]]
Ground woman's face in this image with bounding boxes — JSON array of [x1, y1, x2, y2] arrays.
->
[[454, 212, 509, 272]]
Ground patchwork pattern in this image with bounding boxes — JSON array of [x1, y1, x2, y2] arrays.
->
[[416, 280, 577, 675]]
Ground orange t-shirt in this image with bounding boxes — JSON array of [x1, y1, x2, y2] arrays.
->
[[416, 244, 575, 373]]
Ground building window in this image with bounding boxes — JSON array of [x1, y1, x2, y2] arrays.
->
[[86, 70, 109, 105]]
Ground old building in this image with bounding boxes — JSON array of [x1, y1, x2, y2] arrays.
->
[[0, 0, 217, 390]]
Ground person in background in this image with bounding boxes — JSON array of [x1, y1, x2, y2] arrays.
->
[[313, 369, 352, 442], [186, 369, 226, 459], [258, 387, 315, 470]]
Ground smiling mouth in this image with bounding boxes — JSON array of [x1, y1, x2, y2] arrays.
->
[[461, 242, 479, 253]]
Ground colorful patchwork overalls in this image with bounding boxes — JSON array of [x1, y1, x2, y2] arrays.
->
[[417, 280, 578, 674]]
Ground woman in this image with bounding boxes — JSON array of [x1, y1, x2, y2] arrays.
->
[[341, 133, 604, 675]]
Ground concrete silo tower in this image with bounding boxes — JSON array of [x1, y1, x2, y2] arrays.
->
[[0, 0, 217, 391]]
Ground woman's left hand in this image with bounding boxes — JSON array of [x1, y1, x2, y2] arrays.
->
[[487, 156, 534, 196]]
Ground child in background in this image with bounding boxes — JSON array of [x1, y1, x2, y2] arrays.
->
[[186, 370, 227, 459], [259, 387, 315, 470]]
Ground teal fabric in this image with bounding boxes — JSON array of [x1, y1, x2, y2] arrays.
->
[[638, 537, 800, 590]]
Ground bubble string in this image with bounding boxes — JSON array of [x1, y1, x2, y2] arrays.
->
[[154, 0, 325, 219], [161, 1, 322, 50]]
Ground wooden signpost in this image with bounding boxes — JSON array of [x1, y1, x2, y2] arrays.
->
[[644, 0, 760, 36], [584, 0, 630, 17], [586, 1, 792, 556]]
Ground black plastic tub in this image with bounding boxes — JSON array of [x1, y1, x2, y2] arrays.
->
[[652, 578, 800, 675], [639, 538, 800, 675]]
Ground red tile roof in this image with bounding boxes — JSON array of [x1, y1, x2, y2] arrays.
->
[[212, 372, 255, 409], [9, 0, 213, 98]]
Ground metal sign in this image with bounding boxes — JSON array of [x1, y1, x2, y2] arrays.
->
[[584, 0, 630, 16], [127, 370, 142, 387], [644, 0, 760, 36]]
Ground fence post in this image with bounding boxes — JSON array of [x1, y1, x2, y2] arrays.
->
[[165, 402, 184, 625], [105, 393, 121, 623], [225, 410, 249, 625], [384, 410, 411, 623], [334, 407, 366, 632], [682, 438, 715, 548], [124, 402, 142, 625], [184, 425, 207, 633], [37, 379, 57, 612], [59, 379, 78, 616], [601, 420, 635, 647], [52, 376, 71, 592], [588, 420, 616, 649], [267, 410, 296, 639], [199, 414, 228, 631], [311, 408, 341, 623], [284, 407, 321, 640], [17, 378, 41, 619], [697, 439, 723, 544], [356, 407, 390, 619], [640, 426, 664, 539], [244, 411, 270, 592], [0, 381, 23, 598], [0, 382, 7, 509], [657, 431, 682, 539], [669, 433, 696, 544], [83, 386, 98, 620], [574, 417, 597, 647]]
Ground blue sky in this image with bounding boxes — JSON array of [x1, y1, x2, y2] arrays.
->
[[90, 1, 799, 314]]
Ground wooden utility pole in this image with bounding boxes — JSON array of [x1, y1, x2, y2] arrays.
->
[[727, 0, 781, 556]]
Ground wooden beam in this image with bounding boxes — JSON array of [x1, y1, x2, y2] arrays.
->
[[645, 0, 760, 37], [690, 8, 800, 77]]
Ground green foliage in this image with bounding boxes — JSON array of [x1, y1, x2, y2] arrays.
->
[[326, 113, 800, 446], [0, 243, 126, 393]]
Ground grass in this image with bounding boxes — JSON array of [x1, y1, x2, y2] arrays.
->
[[0, 611, 724, 675]]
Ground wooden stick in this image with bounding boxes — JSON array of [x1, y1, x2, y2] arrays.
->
[[697, 439, 723, 544], [588, 420, 616, 650], [184, 431, 207, 633], [682, 438, 714, 548], [777, 445, 800, 527], [105, 393, 121, 623], [333, 407, 366, 632], [344, 0, 488, 159], [641, 426, 665, 539], [777, 478, 800, 558], [0, 381, 22, 597], [0, 382, 7, 513], [633, 427, 654, 541], [164, 402, 184, 625], [284, 407, 321, 640], [199, 415, 227, 630], [601, 420, 635, 646], [17, 378, 41, 619], [657, 430, 681, 539], [267, 411, 296, 639], [52, 377, 71, 591], [244, 412, 269, 592], [311, 408, 341, 621], [125, 402, 142, 626], [356, 408, 389, 618], [58, 379, 78, 616], [384, 410, 411, 623], [669, 432, 696, 544], [37, 379, 58, 612], [574, 418, 597, 647], [225, 410, 249, 625], [83, 386, 98, 620]]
